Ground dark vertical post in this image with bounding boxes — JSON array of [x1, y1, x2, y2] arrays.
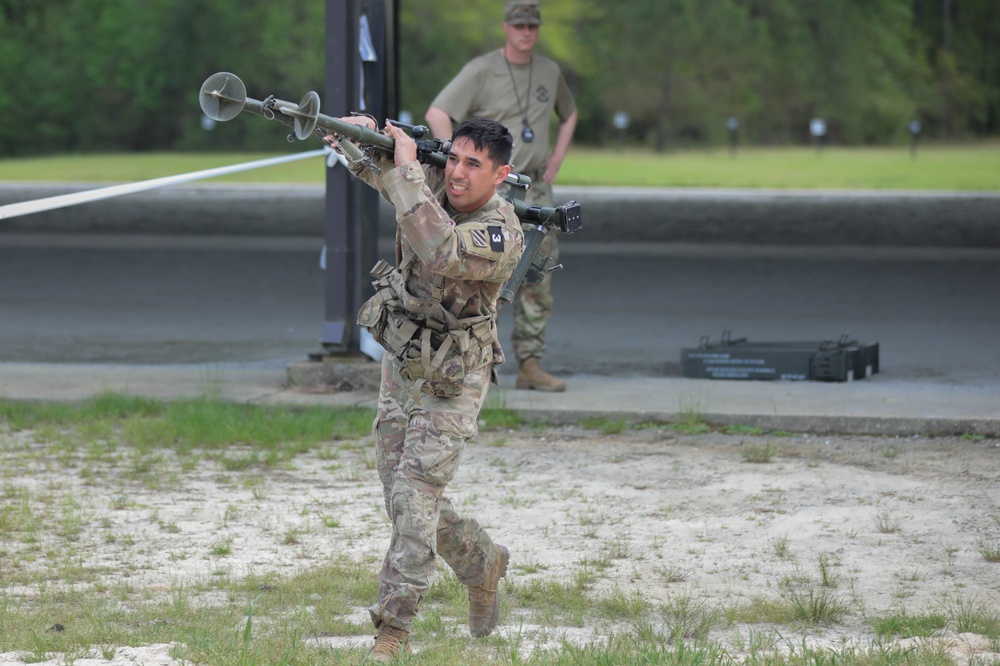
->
[[321, 0, 362, 354], [356, 0, 395, 317], [321, 0, 395, 355]]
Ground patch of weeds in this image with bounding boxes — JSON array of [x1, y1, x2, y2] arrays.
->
[[979, 542, 1000, 563], [772, 535, 791, 559], [654, 564, 689, 584], [421, 568, 467, 611], [282, 528, 304, 545], [948, 595, 1000, 636], [209, 538, 233, 556], [413, 607, 452, 638], [677, 390, 712, 421], [316, 446, 340, 461], [2, 394, 374, 466], [573, 507, 607, 527], [511, 560, 549, 575], [0, 392, 162, 431], [600, 531, 633, 560], [218, 452, 259, 472], [942, 540, 960, 570], [785, 639, 954, 665], [319, 513, 341, 528], [659, 594, 718, 642], [509, 575, 588, 626], [500, 491, 535, 509], [159, 521, 180, 534], [110, 494, 133, 511], [579, 554, 614, 573], [672, 417, 711, 435], [596, 586, 649, 622], [222, 504, 239, 526], [126, 396, 372, 457], [818, 552, 840, 588], [875, 509, 903, 534], [478, 404, 524, 431], [961, 433, 986, 441], [245, 478, 268, 501], [734, 595, 799, 624], [881, 443, 901, 459], [127, 452, 164, 478], [730, 626, 781, 655], [872, 611, 947, 639], [724, 424, 766, 436], [580, 416, 628, 435], [782, 586, 848, 625], [741, 442, 781, 463]]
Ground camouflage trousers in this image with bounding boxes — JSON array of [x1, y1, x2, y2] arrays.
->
[[368, 354, 501, 633], [500, 174, 558, 363]]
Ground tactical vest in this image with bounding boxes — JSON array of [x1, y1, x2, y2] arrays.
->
[[357, 259, 496, 398]]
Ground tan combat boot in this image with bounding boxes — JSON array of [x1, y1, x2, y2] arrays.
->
[[368, 624, 410, 663], [468, 544, 510, 637], [516, 358, 566, 392]]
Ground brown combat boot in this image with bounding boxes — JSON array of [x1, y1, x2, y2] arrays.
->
[[515, 358, 566, 392], [368, 624, 410, 663], [468, 544, 509, 637]]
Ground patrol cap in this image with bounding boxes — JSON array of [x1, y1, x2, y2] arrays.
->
[[504, 0, 542, 26]]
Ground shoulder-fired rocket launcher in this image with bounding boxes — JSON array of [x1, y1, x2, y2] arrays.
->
[[199, 72, 581, 304]]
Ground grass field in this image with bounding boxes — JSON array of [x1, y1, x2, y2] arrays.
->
[[0, 143, 998, 190], [2, 394, 998, 665]]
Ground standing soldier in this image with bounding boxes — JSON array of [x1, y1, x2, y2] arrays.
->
[[426, 0, 578, 392], [325, 117, 523, 662]]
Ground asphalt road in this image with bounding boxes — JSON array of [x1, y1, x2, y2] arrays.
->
[[1, 233, 998, 390]]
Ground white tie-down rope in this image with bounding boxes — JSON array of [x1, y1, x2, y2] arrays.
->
[[0, 148, 336, 221], [0, 144, 381, 359]]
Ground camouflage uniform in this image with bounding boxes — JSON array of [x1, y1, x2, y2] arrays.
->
[[429, 45, 575, 365], [347, 149, 524, 633]]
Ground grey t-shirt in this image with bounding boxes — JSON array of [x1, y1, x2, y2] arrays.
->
[[430, 49, 576, 173]]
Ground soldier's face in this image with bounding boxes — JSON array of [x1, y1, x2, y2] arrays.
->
[[445, 137, 510, 213], [503, 22, 539, 54]]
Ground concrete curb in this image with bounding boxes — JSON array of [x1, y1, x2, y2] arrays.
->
[[4, 363, 996, 438]]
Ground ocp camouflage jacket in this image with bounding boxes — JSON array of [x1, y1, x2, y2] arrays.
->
[[349, 152, 524, 371]]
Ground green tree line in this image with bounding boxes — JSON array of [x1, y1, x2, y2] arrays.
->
[[0, 0, 996, 156]]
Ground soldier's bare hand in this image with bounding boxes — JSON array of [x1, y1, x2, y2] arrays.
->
[[384, 121, 417, 167], [323, 116, 376, 151]]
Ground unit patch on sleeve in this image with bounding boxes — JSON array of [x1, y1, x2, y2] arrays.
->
[[488, 226, 504, 252], [458, 223, 506, 260], [470, 228, 489, 248]]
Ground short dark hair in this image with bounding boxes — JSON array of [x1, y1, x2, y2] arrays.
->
[[452, 118, 513, 169]]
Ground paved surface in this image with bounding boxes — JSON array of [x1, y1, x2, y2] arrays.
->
[[1, 227, 997, 436], [5, 182, 1000, 247]]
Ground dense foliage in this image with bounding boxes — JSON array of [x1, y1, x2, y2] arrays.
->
[[0, 0, 996, 155]]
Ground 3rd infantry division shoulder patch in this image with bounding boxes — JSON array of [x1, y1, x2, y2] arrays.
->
[[471, 228, 489, 248]]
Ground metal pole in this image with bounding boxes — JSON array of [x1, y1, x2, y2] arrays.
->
[[320, 0, 395, 355], [358, 0, 392, 333]]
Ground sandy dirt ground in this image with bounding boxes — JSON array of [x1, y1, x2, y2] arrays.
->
[[1, 426, 999, 664]]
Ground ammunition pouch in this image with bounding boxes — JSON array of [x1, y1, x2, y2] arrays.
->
[[357, 260, 495, 398]]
